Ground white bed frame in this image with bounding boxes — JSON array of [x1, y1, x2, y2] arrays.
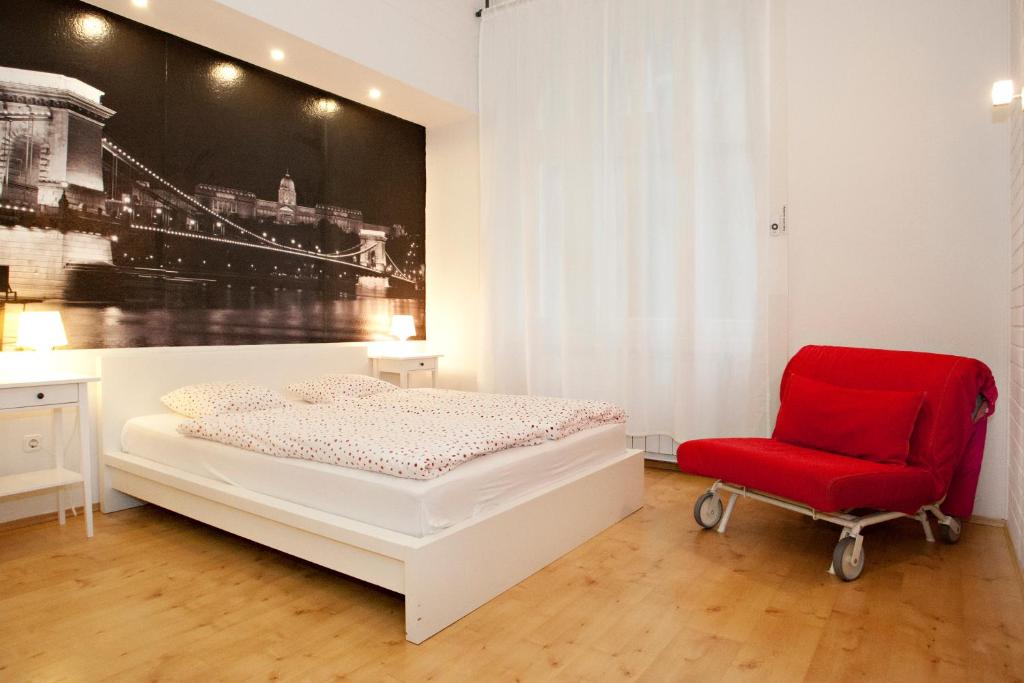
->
[[98, 344, 644, 644]]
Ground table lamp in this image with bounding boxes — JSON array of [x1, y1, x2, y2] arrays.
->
[[389, 315, 416, 343], [17, 311, 69, 352]]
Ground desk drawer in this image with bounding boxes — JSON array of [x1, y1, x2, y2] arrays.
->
[[0, 384, 78, 410], [378, 357, 438, 373]]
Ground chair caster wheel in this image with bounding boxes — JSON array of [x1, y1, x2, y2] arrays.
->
[[694, 491, 723, 530], [832, 537, 865, 581], [938, 517, 962, 544]]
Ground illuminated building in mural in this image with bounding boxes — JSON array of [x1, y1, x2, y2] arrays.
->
[[193, 174, 375, 233]]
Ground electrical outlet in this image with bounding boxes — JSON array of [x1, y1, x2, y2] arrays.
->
[[23, 434, 43, 453]]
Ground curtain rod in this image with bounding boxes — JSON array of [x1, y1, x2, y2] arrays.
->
[[476, 0, 534, 18]]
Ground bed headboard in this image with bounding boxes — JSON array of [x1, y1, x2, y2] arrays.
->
[[99, 343, 370, 454]]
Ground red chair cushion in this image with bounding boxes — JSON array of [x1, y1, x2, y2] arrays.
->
[[781, 346, 996, 503], [677, 438, 936, 513], [772, 374, 925, 465]]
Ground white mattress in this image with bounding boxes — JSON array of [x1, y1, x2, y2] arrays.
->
[[121, 413, 627, 538]]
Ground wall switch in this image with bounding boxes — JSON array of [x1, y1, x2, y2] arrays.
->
[[23, 434, 43, 453]]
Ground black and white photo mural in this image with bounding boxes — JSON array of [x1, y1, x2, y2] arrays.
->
[[0, 0, 426, 349]]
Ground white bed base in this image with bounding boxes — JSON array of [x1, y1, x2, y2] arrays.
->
[[98, 345, 644, 643]]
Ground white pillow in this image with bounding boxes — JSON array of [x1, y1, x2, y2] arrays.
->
[[287, 373, 397, 403], [161, 382, 291, 418]]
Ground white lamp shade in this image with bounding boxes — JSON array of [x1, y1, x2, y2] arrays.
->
[[390, 315, 416, 341], [16, 311, 69, 351], [992, 79, 1016, 106]]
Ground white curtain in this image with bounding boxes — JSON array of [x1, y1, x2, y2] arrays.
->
[[478, 0, 770, 442]]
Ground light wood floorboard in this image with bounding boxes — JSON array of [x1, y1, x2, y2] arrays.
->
[[1, 468, 1022, 682]]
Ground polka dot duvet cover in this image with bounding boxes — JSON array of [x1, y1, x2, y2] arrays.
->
[[178, 388, 626, 480]]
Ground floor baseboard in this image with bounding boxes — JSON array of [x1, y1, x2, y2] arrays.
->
[[643, 456, 677, 471], [0, 504, 100, 533], [969, 514, 1006, 528]]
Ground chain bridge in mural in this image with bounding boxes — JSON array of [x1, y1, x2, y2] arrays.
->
[[0, 65, 423, 312]]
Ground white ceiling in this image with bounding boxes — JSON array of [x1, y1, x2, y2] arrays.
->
[[84, 0, 480, 127]]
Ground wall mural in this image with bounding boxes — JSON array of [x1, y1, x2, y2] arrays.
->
[[0, 0, 426, 349]]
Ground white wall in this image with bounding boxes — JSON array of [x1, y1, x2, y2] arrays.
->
[[1009, 0, 1024, 566], [785, 0, 1012, 518], [7, 1, 1014, 527], [426, 117, 481, 391]]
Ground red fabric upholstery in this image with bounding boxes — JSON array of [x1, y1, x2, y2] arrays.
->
[[944, 418, 990, 517], [677, 345, 997, 516], [677, 438, 935, 514], [773, 374, 924, 465]]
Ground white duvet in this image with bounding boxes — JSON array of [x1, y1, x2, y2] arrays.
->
[[178, 389, 626, 480]]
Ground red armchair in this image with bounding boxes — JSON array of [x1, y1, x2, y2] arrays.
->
[[677, 345, 997, 580]]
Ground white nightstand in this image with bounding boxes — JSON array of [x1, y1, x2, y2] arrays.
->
[[369, 350, 443, 388], [0, 372, 99, 537]]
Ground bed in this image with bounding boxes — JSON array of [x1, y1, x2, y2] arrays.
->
[[99, 344, 644, 644]]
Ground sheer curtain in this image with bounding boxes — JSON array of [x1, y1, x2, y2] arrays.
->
[[478, 0, 770, 443]]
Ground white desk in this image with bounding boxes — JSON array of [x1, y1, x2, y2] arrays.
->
[[0, 372, 99, 537], [369, 350, 443, 388]]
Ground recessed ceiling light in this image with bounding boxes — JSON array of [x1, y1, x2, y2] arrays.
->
[[270, 48, 285, 62], [368, 88, 382, 100], [131, 0, 149, 8]]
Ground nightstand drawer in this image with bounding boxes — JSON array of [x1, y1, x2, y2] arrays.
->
[[378, 357, 438, 373], [0, 383, 79, 410]]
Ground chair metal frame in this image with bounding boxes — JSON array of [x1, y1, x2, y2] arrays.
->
[[703, 480, 960, 576]]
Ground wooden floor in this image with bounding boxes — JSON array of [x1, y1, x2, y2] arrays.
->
[[2, 468, 1022, 682]]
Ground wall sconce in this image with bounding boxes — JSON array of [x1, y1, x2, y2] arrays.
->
[[992, 79, 1023, 108]]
